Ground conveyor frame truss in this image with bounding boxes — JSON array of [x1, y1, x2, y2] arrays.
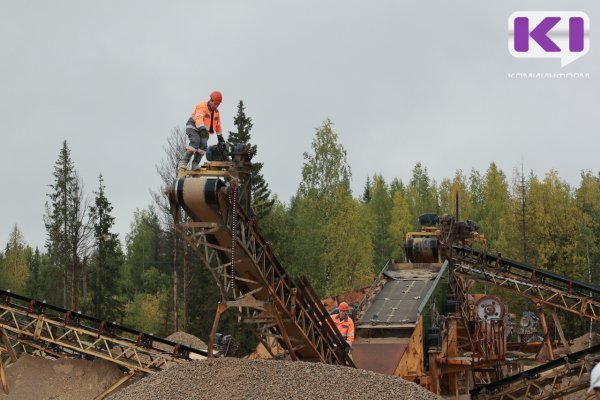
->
[[451, 246, 600, 321], [471, 344, 600, 399], [0, 290, 207, 374], [174, 161, 353, 367], [448, 246, 600, 399]]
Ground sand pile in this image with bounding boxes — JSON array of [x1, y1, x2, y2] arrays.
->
[[0, 354, 123, 400], [108, 358, 441, 400]]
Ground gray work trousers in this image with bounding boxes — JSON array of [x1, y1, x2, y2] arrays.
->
[[186, 126, 209, 152]]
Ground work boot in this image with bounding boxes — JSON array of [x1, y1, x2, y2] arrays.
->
[[178, 147, 195, 170], [191, 150, 205, 170]]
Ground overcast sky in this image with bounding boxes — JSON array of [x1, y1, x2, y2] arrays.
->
[[1, 0, 598, 250]]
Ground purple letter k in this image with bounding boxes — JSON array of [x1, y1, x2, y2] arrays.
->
[[514, 17, 561, 52]]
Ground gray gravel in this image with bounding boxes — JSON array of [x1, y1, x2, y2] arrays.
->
[[160, 331, 208, 351], [108, 357, 441, 400]]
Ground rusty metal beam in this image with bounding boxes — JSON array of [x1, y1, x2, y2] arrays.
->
[[171, 159, 354, 367], [452, 246, 600, 321]]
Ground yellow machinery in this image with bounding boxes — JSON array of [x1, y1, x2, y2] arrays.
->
[[168, 145, 353, 366]]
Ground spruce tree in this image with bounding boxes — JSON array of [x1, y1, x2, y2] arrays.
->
[[362, 176, 372, 203], [26, 247, 42, 298], [227, 100, 274, 220], [44, 140, 76, 307], [87, 174, 124, 321], [44, 140, 91, 309]]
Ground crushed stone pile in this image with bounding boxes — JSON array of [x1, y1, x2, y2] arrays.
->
[[162, 331, 208, 351], [0, 354, 123, 400], [108, 357, 442, 400]]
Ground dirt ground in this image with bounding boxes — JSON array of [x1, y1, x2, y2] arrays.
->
[[0, 354, 123, 400], [107, 357, 442, 400]]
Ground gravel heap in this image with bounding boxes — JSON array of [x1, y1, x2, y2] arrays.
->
[[163, 331, 208, 351], [108, 358, 441, 400], [0, 354, 122, 400]]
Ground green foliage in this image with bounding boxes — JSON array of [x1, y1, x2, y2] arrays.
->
[[228, 100, 253, 145], [228, 100, 274, 220], [259, 197, 294, 267], [5, 124, 600, 347], [2, 225, 30, 292], [298, 118, 351, 199], [26, 247, 43, 297], [525, 171, 585, 278], [438, 178, 452, 215], [43, 140, 91, 310], [575, 171, 600, 283], [389, 190, 412, 260], [288, 194, 326, 285], [125, 207, 164, 290], [469, 169, 485, 223], [367, 174, 393, 270], [321, 188, 374, 295], [123, 292, 167, 335], [450, 170, 473, 220], [44, 140, 77, 307], [84, 174, 125, 321], [389, 178, 404, 198], [406, 162, 439, 227], [480, 163, 511, 253], [141, 266, 170, 294], [362, 176, 372, 203], [287, 119, 358, 295]]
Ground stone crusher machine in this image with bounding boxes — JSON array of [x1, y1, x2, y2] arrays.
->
[[353, 211, 600, 398], [352, 213, 492, 395], [167, 145, 354, 367], [454, 246, 600, 400]]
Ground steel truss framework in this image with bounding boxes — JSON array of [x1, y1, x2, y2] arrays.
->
[[0, 290, 207, 374], [471, 344, 600, 399], [448, 246, 600, 398], [174, 160, 354, 367], [452, 246, 600, 321]]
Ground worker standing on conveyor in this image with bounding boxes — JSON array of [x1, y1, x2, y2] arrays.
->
[[331, 302, 355, 348], [179, 90, 226, 170]]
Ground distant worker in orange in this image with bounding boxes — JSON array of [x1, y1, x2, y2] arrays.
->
[[331, 302, 355, 348], [179, 90, 226, 170]]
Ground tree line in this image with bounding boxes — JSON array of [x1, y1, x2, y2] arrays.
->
[[1, 103, 599, 349]]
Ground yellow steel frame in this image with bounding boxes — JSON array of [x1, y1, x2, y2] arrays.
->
[[174, 161, 353, 366], [452, 262, 600, 321], [0, 303, 189, 374]]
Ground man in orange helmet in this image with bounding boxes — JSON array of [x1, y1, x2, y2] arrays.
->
[[331, 302, 355, 348], [179, 90, 225, 170]]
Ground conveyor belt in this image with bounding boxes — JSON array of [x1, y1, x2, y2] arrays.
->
[[0, 289, 207, 373], [171, 165, 353, 366], [452, 245, 600, 320], [470, 343, 600, 399], [356, 262, 443, 328]]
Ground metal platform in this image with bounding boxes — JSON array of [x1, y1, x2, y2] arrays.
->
[[357, 262, 443, 328]]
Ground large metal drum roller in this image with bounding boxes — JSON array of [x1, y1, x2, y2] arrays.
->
[[172, 177, 224, 221], [405, 237, 439, 263]]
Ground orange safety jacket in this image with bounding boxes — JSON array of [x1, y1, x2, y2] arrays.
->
[[330, 314, 355, 346], [189, 101, 222, 134]]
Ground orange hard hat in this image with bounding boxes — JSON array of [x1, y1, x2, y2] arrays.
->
[[210, 90, 223, 103], [339, 302, 349, 311]]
